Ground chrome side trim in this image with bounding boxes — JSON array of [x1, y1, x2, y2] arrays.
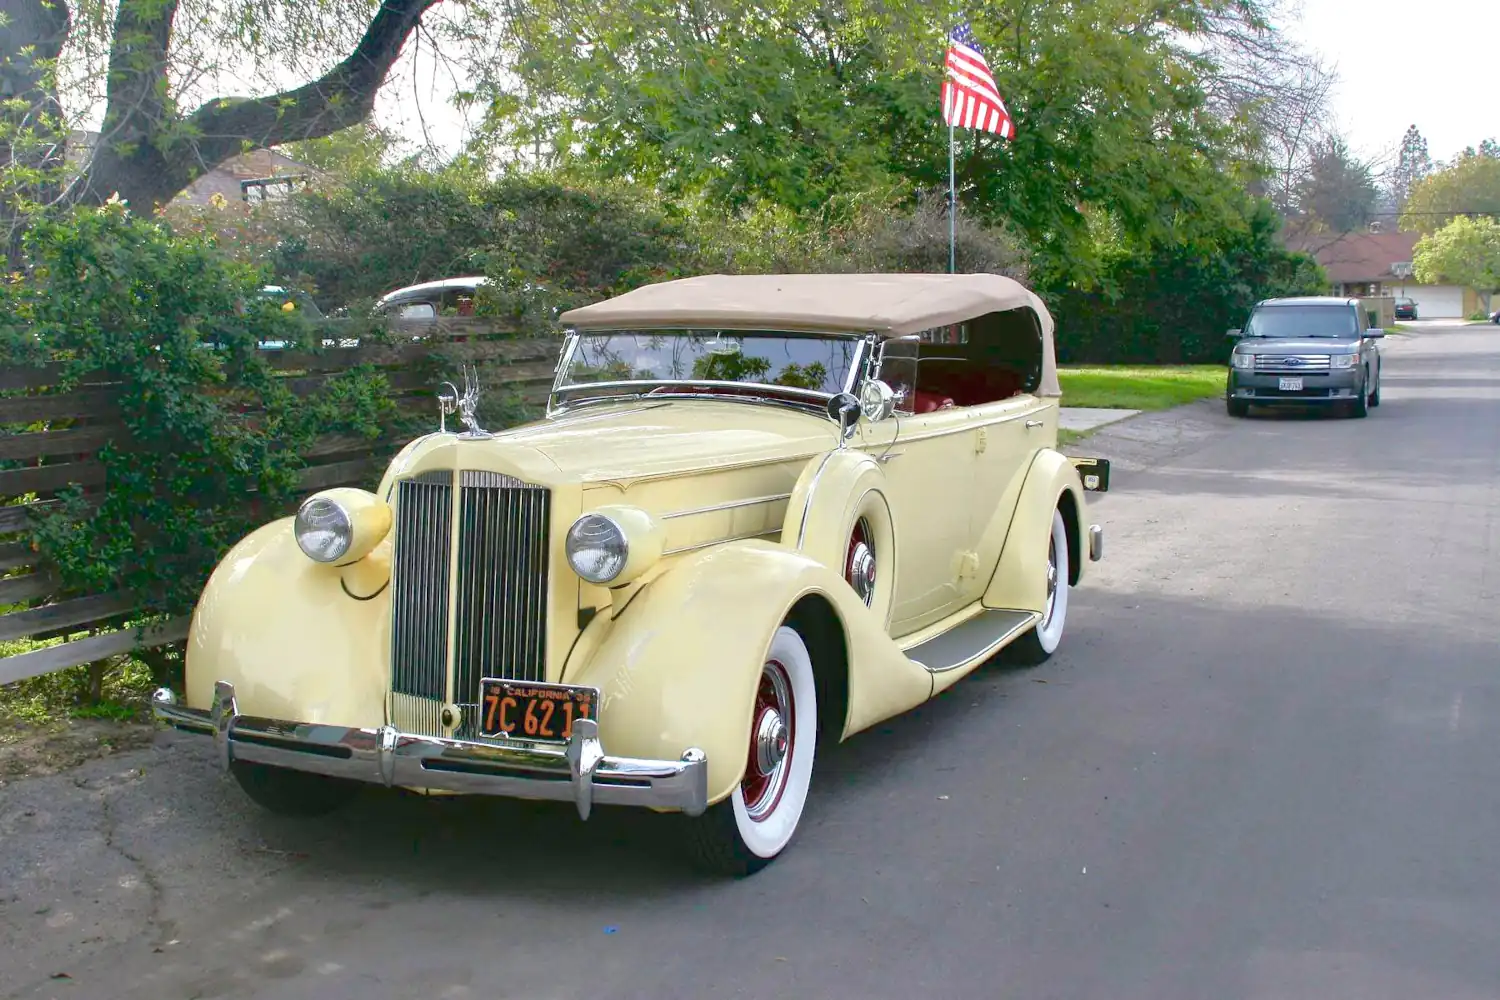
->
[[793, 451, 840, 551], [662, 527, 781, 556], [152, 685, 709, 819], [660, 493, 794, 521]]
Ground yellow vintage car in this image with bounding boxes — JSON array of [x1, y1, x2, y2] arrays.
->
[[153, 272, 1108, 875]]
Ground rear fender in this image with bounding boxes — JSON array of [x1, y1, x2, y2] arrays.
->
[[561, 541, 931, 806], [982, 449, 1088, 612]]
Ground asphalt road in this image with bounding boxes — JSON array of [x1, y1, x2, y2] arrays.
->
[[4, 321, 1499, 1000]]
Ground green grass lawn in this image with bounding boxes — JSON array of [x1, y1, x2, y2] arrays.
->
[[1058, 364, 1226, 411]]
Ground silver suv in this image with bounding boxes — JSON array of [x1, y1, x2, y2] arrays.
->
[[1225, 297, 1384, 419]]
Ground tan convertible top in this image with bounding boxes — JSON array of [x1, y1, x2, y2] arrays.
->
[[559, 272, 1061, 397]]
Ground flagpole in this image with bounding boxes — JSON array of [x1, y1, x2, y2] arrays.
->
[[948, 124, 956, 274]]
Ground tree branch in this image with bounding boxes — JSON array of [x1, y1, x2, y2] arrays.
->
[[78, 0, 442, 211], [185, 0, 442, 169]]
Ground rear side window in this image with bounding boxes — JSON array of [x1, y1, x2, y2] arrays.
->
[[1244, 305, 1358, 338]]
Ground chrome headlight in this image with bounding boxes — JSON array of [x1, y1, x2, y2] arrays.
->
[[295, 497, 353, 563], [565, 505, 665, 587], [1331, 353, 1359, 369], [293, 488, 392, 565], [566, 513, 630, 584], [1231, 352, 1254, 370]]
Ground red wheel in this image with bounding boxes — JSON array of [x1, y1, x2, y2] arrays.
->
[[740, 660, 795, 819], [686, 626, 818, 876]]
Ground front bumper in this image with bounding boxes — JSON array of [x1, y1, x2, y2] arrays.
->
[[1227, 369, 1362, 404], [152, 682, 708, 821]]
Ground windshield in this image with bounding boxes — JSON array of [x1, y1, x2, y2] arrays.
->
[[1244, 305, 1357, 338], [556, 330, 864, 399]]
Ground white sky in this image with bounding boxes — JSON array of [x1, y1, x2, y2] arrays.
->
[[1280, 0, 1499, 167]]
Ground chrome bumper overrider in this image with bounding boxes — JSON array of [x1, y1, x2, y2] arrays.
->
[[152, 682, 708, 820], [1089, 524, 1103, 562]]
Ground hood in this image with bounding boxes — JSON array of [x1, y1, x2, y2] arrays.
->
[[499, 399, 839, 482], [1235, 337, 1360, 354]]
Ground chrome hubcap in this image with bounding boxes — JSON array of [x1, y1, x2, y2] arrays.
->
[[847, 518, 877, 607], [755, 708, 788, 775], [743, 661, 795, 821], [849, 541, 876, 604]]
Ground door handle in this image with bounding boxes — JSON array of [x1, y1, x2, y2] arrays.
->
[[1025, 420, 1044, 429]]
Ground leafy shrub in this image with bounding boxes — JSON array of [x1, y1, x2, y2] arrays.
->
[[0, 202, 400, 620]]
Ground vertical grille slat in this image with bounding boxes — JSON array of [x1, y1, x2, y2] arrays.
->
[[389, 468, 551, 738], [454, 471, 552, 738], [389, 471, 453, 705]]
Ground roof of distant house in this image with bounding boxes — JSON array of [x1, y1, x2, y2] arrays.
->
[[1288, 230, 1421, 284]]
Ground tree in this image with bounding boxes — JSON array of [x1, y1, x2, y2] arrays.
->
[[1385, 124, 1432, 213], [480, 0, 1302, 286], [1400, 150, 1500, 234], [1412, 215, 1500, 314], [1288, 136, 1378, 238], [1, 0, 72, 263], [1, 0, 449, 216]]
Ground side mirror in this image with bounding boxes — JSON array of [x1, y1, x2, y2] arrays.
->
[[1226, 329, 1242, 339], [1364, 329, 1385, 339], [859, 379, 896, 422], [826, 391, 861, 443]]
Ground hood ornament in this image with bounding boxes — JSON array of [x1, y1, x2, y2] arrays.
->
[[436, 365, 491, 438]]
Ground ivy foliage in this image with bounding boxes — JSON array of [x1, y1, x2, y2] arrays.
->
[[0, 202, 399, 616]]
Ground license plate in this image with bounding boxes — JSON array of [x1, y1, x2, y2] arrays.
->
[[479, 679, 598, 741], [1278, 377, 1303, 391]]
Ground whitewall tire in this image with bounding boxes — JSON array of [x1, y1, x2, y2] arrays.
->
[[1007, 507, 1070, 665], [686, 625, 818, 876]]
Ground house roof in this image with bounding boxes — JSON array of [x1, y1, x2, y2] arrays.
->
[[1290, 230, 1420, 284]]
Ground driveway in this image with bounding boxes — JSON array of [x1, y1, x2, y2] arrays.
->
[[3, 322, 1498, 1000]]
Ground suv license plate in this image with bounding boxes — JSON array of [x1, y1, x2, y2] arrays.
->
[[1278, 377, 1303, 391], [479, 679, 598, 741]]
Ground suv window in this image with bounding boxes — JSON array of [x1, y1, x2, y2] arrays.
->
[[1244, 304, 1358, 339]]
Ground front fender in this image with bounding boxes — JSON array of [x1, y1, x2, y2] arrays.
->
[[562, 540, 932, 806], [184, 517, 390, 723], [982, 448, 1088, 612]]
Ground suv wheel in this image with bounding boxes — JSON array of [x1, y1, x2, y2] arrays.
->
[[1349, 379, 1369, 418], [1368, 367, 1381, 407], [1226, 398, 1250, 418]]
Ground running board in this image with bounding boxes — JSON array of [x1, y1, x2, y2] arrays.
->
[[904, 609, 1039, 673]]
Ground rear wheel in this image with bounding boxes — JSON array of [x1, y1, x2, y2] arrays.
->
[[230, 760, 362, 817], [685, 625, 818, 877], [1006, 508, 1070, 666]]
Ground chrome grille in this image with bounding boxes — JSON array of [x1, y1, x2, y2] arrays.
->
[[1254, 354, 1331, 373], [453, 471, 551, 736], [390, 471, 454, 704]]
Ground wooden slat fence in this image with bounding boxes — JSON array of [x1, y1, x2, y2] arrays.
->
[[1, 317, 560, 685]]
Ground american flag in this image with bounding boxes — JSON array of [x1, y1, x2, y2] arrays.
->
[[941, 21, 1014, 138]]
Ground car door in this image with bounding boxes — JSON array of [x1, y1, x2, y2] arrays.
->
[[959, 392, 1048, 607], [855, 338, 978, 637]]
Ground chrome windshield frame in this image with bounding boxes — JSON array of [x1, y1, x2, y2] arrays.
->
[[545, 328, 877, 419]]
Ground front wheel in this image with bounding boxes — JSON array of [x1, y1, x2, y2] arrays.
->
[[685, 625, 818, 877], [230, 760, 362, 817], [1226, 398, 1250, 418], [1349, 377, 1369, 418], [1006, 508, 1071, 666], [1368, 367, 1381, 407]]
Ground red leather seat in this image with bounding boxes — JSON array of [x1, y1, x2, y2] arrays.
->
[[911, 390, 955, 413]]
